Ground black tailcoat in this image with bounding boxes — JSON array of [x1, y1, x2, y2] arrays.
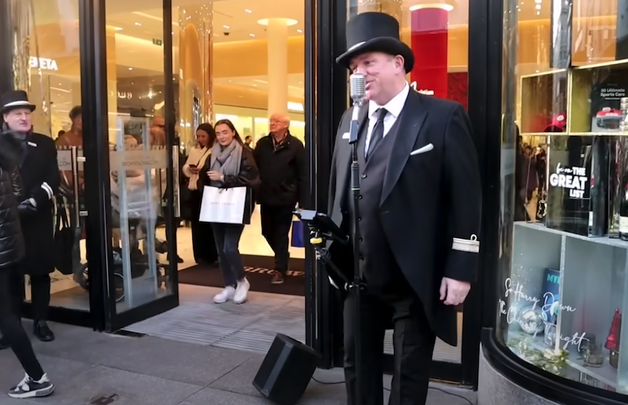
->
[[328, 89, 482, 345], [19, 132, 60, 275]]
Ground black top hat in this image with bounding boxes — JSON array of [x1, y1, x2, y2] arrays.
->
[[336, 12, 414, 73], [0, 90, 36, 114]]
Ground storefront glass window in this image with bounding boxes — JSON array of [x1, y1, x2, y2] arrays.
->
[[346, 0, 469, 364], [105, 1, 174, 311], [172, 0, 306, 267], [498, 0, 628, 394], [26, 0, 86, 312]]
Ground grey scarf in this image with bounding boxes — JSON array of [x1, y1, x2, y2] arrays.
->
[[209, 140, 242, 184]]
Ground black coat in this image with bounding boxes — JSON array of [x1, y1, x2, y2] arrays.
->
[[328, 90, 482, 346], [253, 133, 307, 207], [18, 132, 60, 275], [0, 136, 24, 269], [198, 145, 261, 221]]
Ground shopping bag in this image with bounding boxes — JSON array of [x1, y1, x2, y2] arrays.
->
[[199, 186, 247, 224], [291, 219, 305, 248]]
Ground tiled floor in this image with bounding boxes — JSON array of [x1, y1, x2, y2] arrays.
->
[[124, 284, 462, 363]]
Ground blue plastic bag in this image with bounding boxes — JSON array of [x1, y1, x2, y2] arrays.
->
[[291, 220, 305, 248]]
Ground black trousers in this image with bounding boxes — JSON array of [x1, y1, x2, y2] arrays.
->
[[343, 289, 436, 405], [0, 266, 45, 380], [18, 273, 51, 323], [190, 190, 218, 264], [260, 204, 293, 274]]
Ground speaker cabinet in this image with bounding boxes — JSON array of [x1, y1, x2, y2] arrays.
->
[[253, 333, 321, 405]]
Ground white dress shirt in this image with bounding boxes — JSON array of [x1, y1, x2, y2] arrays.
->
[[364, 83, 410, 156]]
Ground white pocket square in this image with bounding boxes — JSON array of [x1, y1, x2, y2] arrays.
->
[[342, 132, 350, 139], [410, 143, 434, 156]]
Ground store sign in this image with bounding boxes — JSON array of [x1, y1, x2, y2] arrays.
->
[[409, 81, 434, 96], [109, 149, 168, 171], [117, 91, 133, 99], [30, 57, 58, 71], [549, 163, 587, 198]]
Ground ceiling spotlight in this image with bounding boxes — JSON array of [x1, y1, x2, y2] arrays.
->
[[257, 18, 298, 26], [408, 4, 454, 11], [297, 29, 302, 33], [128, 67, 133, 70], [223, 25, 230, 29], [250, 33, 255, 37], [134, 22, 141, 26], [245, 9, 252, 13]]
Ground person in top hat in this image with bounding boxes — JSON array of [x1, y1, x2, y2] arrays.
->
[[0, 90, 60, 345], [327, 12, 482, 405]]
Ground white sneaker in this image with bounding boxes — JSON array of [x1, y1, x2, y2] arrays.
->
[[8, 373, 54, 398], [233, 278, 250, 304], [213, 286, 235, 304]]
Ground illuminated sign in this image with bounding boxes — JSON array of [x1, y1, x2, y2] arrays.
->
[[30, 57, 58, 71], [409, 81, 434, 96]]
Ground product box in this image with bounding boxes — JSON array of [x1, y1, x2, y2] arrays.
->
[[546, 136, 593, 236], [589, 71, 628, 132]]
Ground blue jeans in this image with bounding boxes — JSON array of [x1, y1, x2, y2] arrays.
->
[[212, 223, 246, 287]]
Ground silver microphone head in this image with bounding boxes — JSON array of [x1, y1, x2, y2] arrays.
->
[[350, 73, 366, 105]]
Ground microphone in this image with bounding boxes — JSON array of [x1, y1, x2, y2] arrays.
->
[[349, 73, 365, 144]]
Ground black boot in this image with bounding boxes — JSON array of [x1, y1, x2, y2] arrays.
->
[[33, 321, 55, 342]]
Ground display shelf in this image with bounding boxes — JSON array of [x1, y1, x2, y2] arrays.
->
[[520, 71, 568, 133], [505, 222, 628, 393], [508, 329, 618, 389], [518, 59, 628, 136]]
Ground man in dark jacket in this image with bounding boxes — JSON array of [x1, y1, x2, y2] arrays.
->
[[0, 129, 54, 398], [253, 113, 307, 284], [0, 90, 60, 342], [328, 13, 481, 405]]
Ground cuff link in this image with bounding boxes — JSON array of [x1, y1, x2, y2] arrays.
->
[[452, 234, 480, 253]]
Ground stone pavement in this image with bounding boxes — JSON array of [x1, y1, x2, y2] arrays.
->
[[0, 321, 477, 405]]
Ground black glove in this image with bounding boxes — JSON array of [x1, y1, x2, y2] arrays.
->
[[17, 198, 37, 217]]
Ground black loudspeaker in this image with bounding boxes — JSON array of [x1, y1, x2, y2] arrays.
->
[[253, 333, 321, 405]]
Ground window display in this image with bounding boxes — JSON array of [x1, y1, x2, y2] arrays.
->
[[498, 0, 628, 397]]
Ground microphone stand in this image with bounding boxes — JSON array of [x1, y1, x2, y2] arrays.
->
[[348, 93, 365, 405]]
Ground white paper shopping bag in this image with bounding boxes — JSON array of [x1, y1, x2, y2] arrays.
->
[[199, 186, 247, 224]]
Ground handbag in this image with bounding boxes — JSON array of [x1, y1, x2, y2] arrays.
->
[[291, 219, 305, 248], [199, 186, 250, 224]]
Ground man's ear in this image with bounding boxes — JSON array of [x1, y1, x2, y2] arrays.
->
[[394, 55, 405, 72]]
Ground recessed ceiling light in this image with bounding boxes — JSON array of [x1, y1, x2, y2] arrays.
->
[[245, 9, 252, 13], [134, 22, 141, 26], [250, 33, 255, 37], [409, 4, 454, 11], [223, 25, 230, 29], [297, 29, 302, 33], [128, 67, 133, 70], [257, 18, 298, 26]]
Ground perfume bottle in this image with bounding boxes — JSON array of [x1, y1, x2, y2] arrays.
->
[[605, 308, 622, 369]]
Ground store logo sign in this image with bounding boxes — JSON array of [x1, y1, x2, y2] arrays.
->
[[409, 81, 434, 96], [549, 163, 587, 199], [30, 57, 58, 71]]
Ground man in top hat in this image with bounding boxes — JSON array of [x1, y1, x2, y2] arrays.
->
[[327, 12, 481, 405], [0, 90, 60, 345]]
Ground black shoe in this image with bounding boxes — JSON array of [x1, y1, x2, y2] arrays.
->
[[271, 272, 284, 284], [33, 321, 55, 342], [8, 373, 55, 399]]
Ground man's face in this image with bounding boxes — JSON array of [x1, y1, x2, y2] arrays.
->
[[3, 108, 32, 132], [73, 114, 83, 132], [150, 117, 166, 146], [269, 114, 288, 134], [349, 52, 404, 104]]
